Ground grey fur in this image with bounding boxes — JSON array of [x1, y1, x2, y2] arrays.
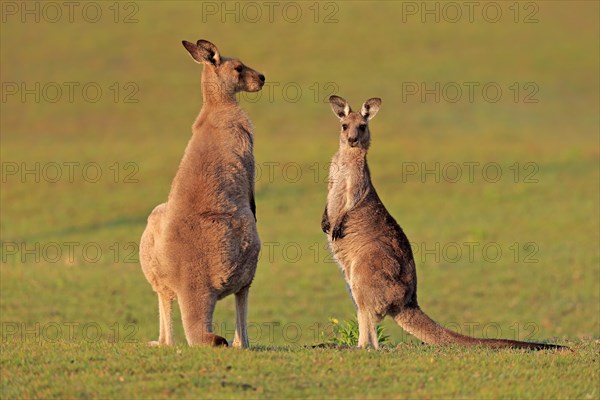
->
[[322, 95, 563, 351]]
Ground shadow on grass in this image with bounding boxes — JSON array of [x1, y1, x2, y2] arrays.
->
[[247, 343, 354, 353], [246, 340, 576, 353]]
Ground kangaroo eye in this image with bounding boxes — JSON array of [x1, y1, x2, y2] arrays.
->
[[342, 124, 348, 131], [359, 124, 367, 131], [235, 65, 243, 73]]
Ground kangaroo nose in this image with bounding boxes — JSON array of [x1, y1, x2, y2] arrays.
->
[[348, 137, 358, 146], [259, 74, 265, 82]]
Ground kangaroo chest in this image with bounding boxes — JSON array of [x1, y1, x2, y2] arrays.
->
[[326, 155, 368, 222]]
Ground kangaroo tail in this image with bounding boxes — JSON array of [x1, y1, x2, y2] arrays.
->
[[394, 306, 564, 350]]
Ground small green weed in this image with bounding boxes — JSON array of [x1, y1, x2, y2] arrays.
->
[[326, 318, 391, 347]]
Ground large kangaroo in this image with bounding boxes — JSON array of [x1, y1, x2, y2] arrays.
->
[[321, 95, 562, 350], [140, 40, 265, 348]]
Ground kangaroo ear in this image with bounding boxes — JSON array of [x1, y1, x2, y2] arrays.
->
[[182, 39, 221, 66], [361, 98, 382, 120], [329, 95, 351, 119]]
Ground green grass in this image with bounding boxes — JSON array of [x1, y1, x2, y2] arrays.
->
[[1, 340, 596, 399], [1, 1, 599, 398]]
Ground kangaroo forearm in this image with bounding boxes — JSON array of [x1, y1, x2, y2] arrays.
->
[[331, 213, 347, 241], [250, 193, 256, 221]]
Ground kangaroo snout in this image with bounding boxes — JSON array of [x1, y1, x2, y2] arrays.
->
[[247, 70, 265, 92], [348, 136, 359, 146]]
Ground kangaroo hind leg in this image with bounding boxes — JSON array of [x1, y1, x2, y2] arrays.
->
[[158, 292, 174, 345], [232, 285, 250, 348], [357, 307, 379, 349], [179, 289, 228, 347]]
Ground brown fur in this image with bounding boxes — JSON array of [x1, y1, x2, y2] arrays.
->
[[322, 95, 563, 351], [140, 40, 265, 348]]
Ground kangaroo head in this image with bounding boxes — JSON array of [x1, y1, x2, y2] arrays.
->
[[329, 95, 381, 149], [182, 39, 265, 100]]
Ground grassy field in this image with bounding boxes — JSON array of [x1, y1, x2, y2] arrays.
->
[[1, 1, 598, 398]]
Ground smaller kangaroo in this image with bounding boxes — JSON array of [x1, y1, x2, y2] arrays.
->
[[140, 40, 265, 348], [321, 95, 563, 350]]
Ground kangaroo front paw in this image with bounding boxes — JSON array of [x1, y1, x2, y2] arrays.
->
[[331, 223, 345, 241], [321, 219, 331, 234]]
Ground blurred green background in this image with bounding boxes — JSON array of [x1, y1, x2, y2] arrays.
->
[[1, 0, 598, 350]]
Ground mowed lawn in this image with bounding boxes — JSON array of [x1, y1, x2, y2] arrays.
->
[[1, 1, 598, 398]]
